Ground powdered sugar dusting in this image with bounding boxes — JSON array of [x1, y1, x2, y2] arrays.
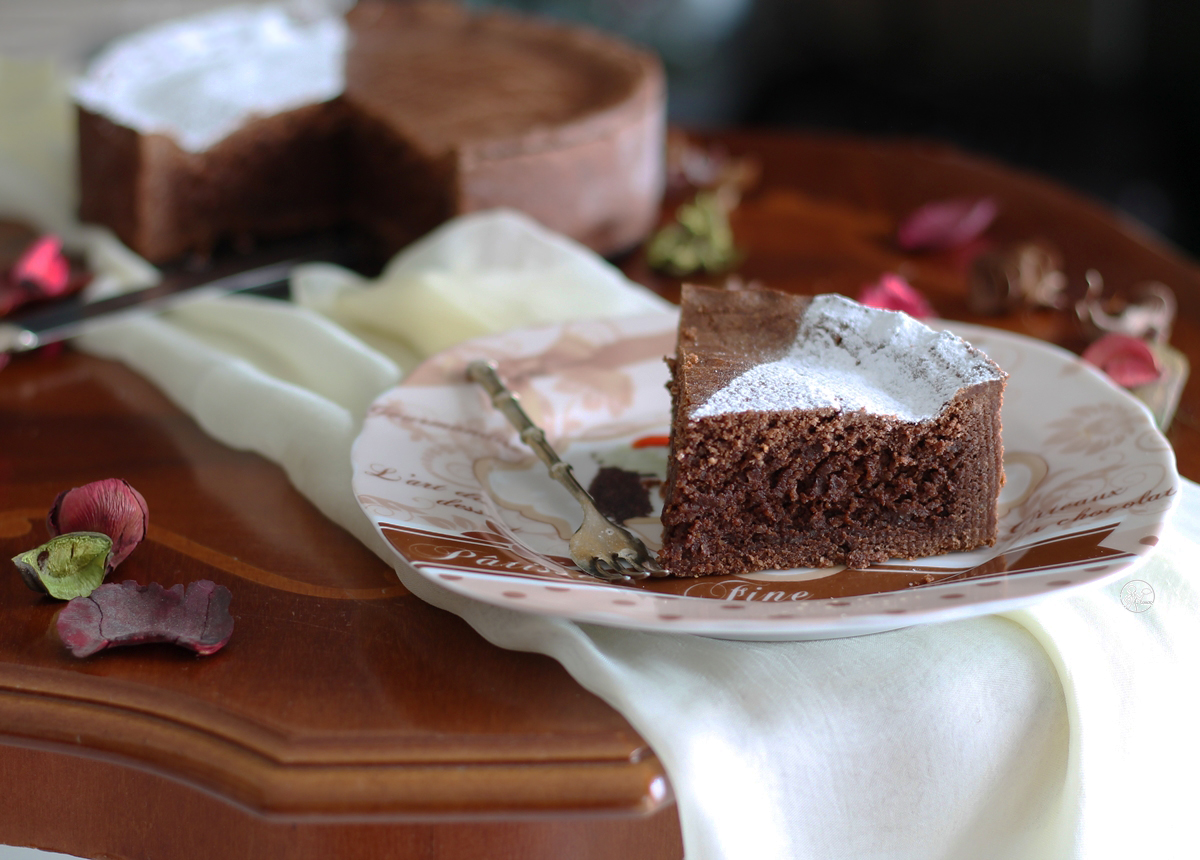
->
[[693, 294, 1003, 422], [74, 3, 348, 153]]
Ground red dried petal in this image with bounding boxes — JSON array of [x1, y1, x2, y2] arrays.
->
[[56, 580, 234, 658], [47, 478, 148, 569], [1082, 334, 1162, 388], [12, 235, 70, 299], [897, 197, 999, 251], [859, 273, 936, 319]]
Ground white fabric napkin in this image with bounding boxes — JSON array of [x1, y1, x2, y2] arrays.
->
[[67, 213, 1199, 860], [4, 56, 1199, 860]]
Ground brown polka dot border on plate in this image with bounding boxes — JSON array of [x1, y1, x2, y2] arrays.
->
[[502, 591, 527, 599], [544, 585, 571, 592], [612, 599, 637, 606], [439, 574, 463, 581], [1047, 580, 1072, 587], [1140, 535, 1159, 546], [939, 593, 965, 600]]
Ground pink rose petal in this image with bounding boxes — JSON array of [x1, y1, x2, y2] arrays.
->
[[859, 273, 936, 319], [897, 197, 999, 251], [56, 580, 234, 658], [1082, 334, 1162, 388], [12, 235, 70, 299]]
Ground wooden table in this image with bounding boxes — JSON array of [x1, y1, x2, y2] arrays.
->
[[1, 131, 1197, 859]]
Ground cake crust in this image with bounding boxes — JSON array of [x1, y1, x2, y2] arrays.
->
[[659, 286, 1007, 577]]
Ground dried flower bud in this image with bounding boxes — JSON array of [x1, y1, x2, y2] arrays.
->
[[969, 241, 1066, 315], [665, 131, 761, 195], [47, 478, 148, 570], [13, 532, 113, 600], [859, 273, 935, 319], [1082, 333, 1163, 389], [646, 190, 740, 276], [1077, 279, 1176, 344]]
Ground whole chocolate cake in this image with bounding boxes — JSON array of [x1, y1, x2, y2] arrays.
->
[[74, 1, 665, 263], [659, 285, 1007, 577]]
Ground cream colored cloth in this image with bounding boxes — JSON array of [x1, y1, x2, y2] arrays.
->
[[69, 213, 1200, 860], [4, 54, 1198, 860]]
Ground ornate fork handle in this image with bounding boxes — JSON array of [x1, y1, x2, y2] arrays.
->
[[467, 361, 593, 507], [467, 359, 667, 584]]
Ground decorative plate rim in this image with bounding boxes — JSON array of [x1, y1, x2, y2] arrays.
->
[[352, 312, 1180, 641]]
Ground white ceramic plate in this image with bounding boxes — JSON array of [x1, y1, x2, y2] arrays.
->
[[352, 312, 1179, 640]]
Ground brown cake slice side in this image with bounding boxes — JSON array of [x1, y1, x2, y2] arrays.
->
[[659, 285, 1007, 578], [79, 100, 351, 263]]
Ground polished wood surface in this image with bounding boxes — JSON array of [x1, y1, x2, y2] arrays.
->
[[2, 130, 1199, 859]]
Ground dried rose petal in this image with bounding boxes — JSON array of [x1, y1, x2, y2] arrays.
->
[[1082, 334, 1162, 388], [12, 532, 113, 600], [859, 273, 936, 319], [56, 580, 234, 658], [12, 235, 70, 299], [47, 478, 148, 570], [897, 197, 999, 251]]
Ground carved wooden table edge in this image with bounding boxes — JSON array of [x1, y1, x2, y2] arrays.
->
[[0, 682, 671, 820]]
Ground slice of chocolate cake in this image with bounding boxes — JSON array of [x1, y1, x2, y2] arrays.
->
[[659, 285, 1007, 577]]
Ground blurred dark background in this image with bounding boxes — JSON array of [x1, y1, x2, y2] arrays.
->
[[6, 1, 1196, 259], [479, 0, 1199, 261]]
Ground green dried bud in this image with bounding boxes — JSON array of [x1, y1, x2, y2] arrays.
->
[[13, 532, 113, 600], [646, 190, 740, 276]]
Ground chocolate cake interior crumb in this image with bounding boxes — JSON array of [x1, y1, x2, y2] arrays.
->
[[658, 285, 1007, 578], [588, 466, 653, 523]]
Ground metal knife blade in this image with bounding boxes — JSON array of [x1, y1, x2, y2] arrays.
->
[[0, 233, 365, 355]]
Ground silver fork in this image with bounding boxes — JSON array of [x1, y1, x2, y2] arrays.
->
[[467, 359, 669, 585]]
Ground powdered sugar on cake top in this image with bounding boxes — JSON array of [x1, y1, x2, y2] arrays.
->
[[692, 294, 1003, 422], [74, 3, 348, 153]]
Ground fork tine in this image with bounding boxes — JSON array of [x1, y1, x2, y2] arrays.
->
[[626, 558, 668, 578], [578, 557, 604, 579], [608, 553, 641, 576], [611, 553, 663, 583], [615, 547, 668, 578], [638, 558, 669, 577], [586, 557, 632, 585], [601, 556, 635, 580]]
